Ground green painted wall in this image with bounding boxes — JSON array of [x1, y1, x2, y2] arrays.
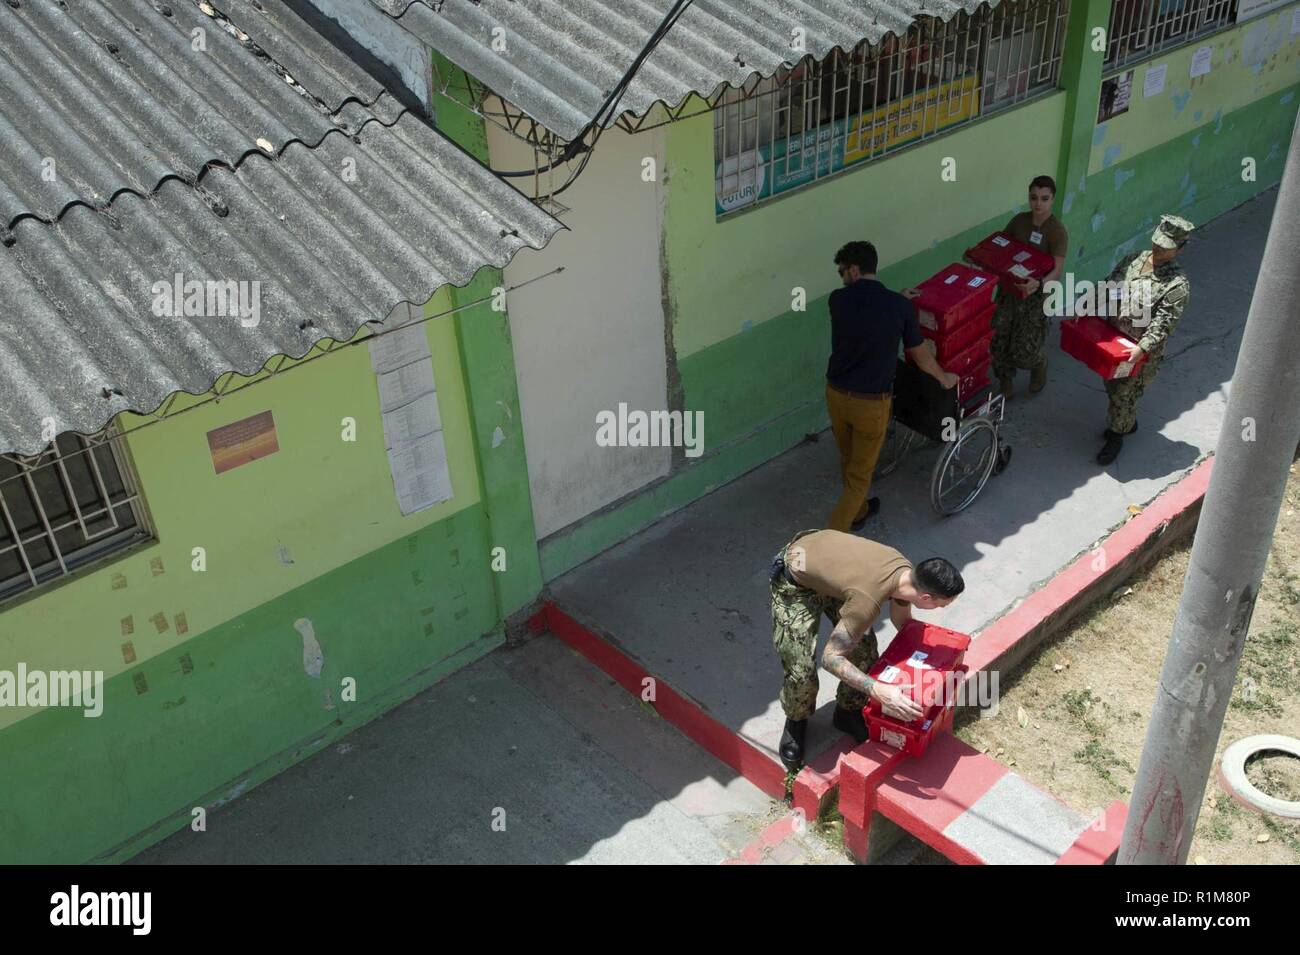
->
[[540, 8, 1300, 580], [0, 245, 524, 863]]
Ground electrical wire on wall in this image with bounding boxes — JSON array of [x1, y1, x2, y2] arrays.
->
[[489, 0, 696, 198]]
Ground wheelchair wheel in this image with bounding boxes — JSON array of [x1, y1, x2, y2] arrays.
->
[[930, 418, 998, 515]]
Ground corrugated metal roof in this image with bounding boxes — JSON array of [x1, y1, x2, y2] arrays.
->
[[369, 0, 993, 141], [0, 111, 563, 456], [0, 0, 564, 455], [1, 0, 396, 228]]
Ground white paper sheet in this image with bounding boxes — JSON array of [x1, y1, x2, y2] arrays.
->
[[1189, 46, 1213, 78], [387, 431, 453, 515], [1143, 64, 1167, 98]]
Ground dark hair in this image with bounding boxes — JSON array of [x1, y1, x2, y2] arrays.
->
[[1029, 175, 1057, 196], [913, 558, 965, 599], [834, 241, 878, 275]]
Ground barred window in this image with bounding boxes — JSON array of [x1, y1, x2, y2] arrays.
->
[[1105, 0, 1239, 71], [0, 430, 151, 603], [714, 0, 1070, 215]]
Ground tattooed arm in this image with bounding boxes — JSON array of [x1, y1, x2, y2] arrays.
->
[[822, 620, 925, 721]]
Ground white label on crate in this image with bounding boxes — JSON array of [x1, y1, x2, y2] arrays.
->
[[878, 665, 902, 683], [1029, 231, 1043, 245], [1009, 263, 1032, 279], [908, 650, 933, 670], [881, 729, 906, 750], [992, 235, 1010, 247], [922, 719, 933, 731], [908, 650, 929, 662], [1013, 250, 1033, 263], [944, 273, 959, 284], [968, 276, 987, 287]]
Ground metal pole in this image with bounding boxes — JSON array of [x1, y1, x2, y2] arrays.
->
[[1118, 109, 1300, 864]]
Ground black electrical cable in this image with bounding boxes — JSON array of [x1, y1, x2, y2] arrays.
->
[[490, 0, 696, 189]]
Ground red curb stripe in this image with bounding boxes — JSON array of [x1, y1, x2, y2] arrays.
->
[[965, 456, 1213, 673], [723, 813, 803, 865], [1056, 800, 1128, 865], [539, 601, 787, 800]]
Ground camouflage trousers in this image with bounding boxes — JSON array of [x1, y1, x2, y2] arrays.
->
[[990, 291, 1048, 378], [771, 534, 878, 720], [1104, 354, 1162, 434]]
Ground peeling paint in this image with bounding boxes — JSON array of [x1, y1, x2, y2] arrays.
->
[[1102, 144, 1122, 168], [741, 320, 754, 332], [1091, 212, 1106, 232], [491, 426, 505, 448], [1192, 133, 1202, 147], [1172, 90, 1191, 117], [1179, 184, 1197, 209], [1281, 91, 1296, 106], [1114, 168, 1136, 191], [1062, 191, 1075, 214], [1092, 124, 1108, 146], [276, 544, 295, 566], [295, 618, 324, 678]]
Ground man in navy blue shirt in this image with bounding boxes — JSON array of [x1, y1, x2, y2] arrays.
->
[[826, 241, 957, 530]]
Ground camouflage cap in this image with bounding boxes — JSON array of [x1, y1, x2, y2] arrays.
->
[[1152, 214, 1194, 249]]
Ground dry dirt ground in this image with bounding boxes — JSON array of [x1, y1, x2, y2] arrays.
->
[[956, 461, 1300, 865]]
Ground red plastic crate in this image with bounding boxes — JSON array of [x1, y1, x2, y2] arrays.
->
[[942, 328, 993, 376], [1060, 316, 1149, 380], [964, 232, 1055, 300], [957, 355, 991, 400], [864, 620, 973, 758], [922, 299, 996, 364], [911, 263, 999, 335]]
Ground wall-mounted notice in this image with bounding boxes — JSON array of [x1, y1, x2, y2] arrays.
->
[[368, 305, 453, 515], [1143, 63, 1167, 98], [1189, 46, 1214, 78], [207, 410, 278, 474], [1236, 0, 1291, 24]]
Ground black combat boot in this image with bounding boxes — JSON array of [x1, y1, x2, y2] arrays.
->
[[779, 718, 809, 772], [832, 705, 870, 744], [1096, 429, 1124, 465]]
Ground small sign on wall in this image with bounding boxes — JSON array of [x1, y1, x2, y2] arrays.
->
[[1098, 70, 1134, 123], [207, 410, 279, 474]]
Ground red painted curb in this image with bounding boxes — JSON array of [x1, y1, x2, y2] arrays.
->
[[965, 456, 1213, 673], [1057, 800, 1128, 865], [722, 813, 803, 865], [538, 601, 788, 800]]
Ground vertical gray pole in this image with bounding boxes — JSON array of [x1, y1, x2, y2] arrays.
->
[[1118, 110, 1300, 865]]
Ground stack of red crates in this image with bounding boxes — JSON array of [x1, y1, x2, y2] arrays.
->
[[909, 263, 999, 404], [864, 620, 972, 758], [964, 232, 1055, 300]]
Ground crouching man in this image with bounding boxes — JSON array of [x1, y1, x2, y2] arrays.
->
[[769, 528, 965, 771]]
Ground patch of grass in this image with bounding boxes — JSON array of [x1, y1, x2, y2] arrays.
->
[[783, 768, 798, 804], [812, 791, 845, 849], [1073, 738, 1133, 791]]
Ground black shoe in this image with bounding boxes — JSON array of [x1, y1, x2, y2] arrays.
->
[[1101, 420, 1137, 439], [1096, 430, 1124, 465], [850, 498, 881, 531], [832, 705, 870, 744], [779, 718, 808, 772]]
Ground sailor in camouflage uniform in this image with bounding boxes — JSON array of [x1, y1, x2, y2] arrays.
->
[[1096, 214, 1194, 465]]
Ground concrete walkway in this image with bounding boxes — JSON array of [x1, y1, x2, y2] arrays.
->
[[549, 189, 1275, 767], [133, 634, 847, 864]]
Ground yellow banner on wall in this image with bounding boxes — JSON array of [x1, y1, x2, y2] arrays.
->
[[844, 74, 981, 163]]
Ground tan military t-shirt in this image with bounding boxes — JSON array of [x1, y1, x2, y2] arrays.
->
[[788, 531, 911, 638], [1005, 212, 1069, 258]]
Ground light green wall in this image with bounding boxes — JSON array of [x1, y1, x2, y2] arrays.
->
[[664, 93, 1069, 360], [0, 300, 479, 734], [1090, 4, 1300, 174]]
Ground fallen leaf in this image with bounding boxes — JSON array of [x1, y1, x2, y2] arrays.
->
[[1257, 833, 1270, 844], [1053, 663, 1065, 673], [1017, 706, 1029, 728], [1127, 504, 1143, 515], [1008, 758, 1016, 766], [1208, 796, 1218, 809]]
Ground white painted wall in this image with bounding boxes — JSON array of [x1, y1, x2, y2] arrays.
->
[[487, 122, 670, 539], [297, 0, 430, 109]]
